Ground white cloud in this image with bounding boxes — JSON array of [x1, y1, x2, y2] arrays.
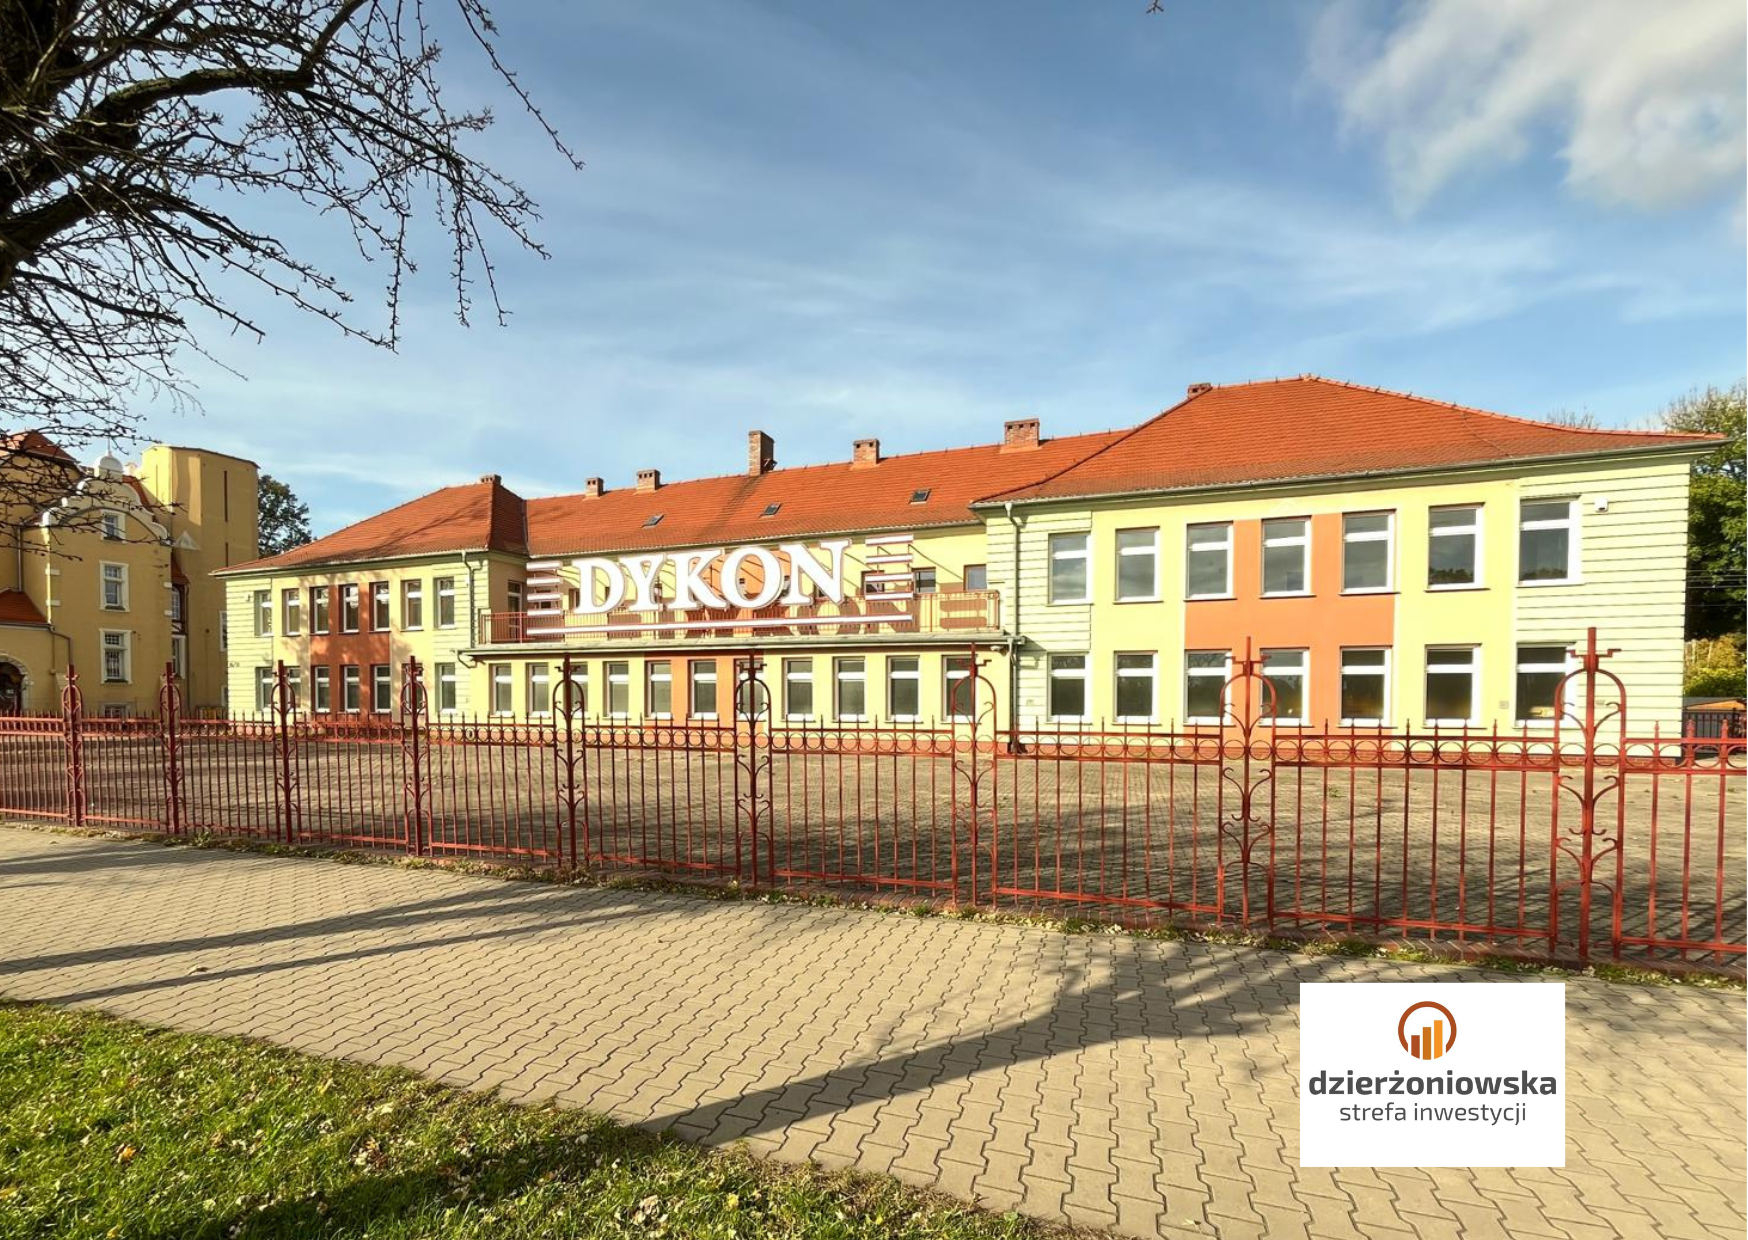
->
[[1311, 0, 1746, 214]]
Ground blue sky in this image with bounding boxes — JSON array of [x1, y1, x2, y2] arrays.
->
[[134, 1, 1746, 533]]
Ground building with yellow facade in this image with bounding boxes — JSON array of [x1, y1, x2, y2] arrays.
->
[[216, 377, 1714, 734], [0, 435, 259, 715]]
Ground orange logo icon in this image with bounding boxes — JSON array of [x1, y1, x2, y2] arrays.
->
[[1398, 1000, 1458, 1061]]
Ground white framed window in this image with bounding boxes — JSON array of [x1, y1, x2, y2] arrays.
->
[[1114, 652, 1156, 722], [605, 661, 630, 717], [254, 665, 275, 710], [434, 576, 457, 628], [1515, 645, 1574, 724], [171, 634, 187, 680], [783, 658, 814, 720], [646, 660, 672, 717], [1342, 512, 1393, 593], [218, 609, 228, 652], [434, 662, 457, 714], [887, 656, 921, 720], [1340, 648, 1390, 725], [690, 661, 718, 718], [370, 581, 391, 630], [402, 579, 424, 630], [490, 662, 513, 715], [1428, 505, 1482, 588], [340, 584, 360, 633], [100, 511, 125, 541], [371, 664, 392, 713], [1048, 532, 1091, 604], [1425, 647, 1480, 727], [944, 655, 975, 722], [1185, 523, 1232, 599], [99, 630, 131, 684], [101, 562, 129, 611], [312, 665, 332, 713], [251, 587, 271, 633], [527, 662, 552, 716], [834, 657, 866, 720], [1184, 651, 1230, 723], [1261, 518, 1311, 596], [311, 586, 330, 634], [1115, 528, 1160, 601], [1261, 649, 1307, 724], [1519, 499, 1578, 584], [284, 666, 302, 710], [913, 568, 937, 594], [1047, 653, 1088, 722], [964, 564, 988, 592], [342, 665, 361, 713], [282, 588, 301, 636]]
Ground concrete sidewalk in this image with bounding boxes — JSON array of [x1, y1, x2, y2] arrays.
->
[[1, 826, 1742, 1239]]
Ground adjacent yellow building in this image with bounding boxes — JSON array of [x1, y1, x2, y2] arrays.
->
[[216, 378, 1713, 734]]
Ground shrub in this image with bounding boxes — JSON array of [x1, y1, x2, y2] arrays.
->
[[1685, 665, 1747, 698]]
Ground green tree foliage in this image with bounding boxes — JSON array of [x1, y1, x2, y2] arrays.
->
[[1663, 381, 1746, 640], [258, 474, 313, 558]]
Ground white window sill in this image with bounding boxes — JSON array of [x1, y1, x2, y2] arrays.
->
[[1184, 716, 1224, 726], [1115, 717, 1156, 726], [1424, 720, 1478, 729], [1048, 716, 1090, 725], [1047, 598, 1093, 607], [1427, 583, 1484, 593], [1115, 595, 1162, 605], [1186, 594, 1235, 602], [1262, 719, 1309, 728], [1340, 587, 1395, 597], [1518, 578, 1582, 588], [1340, 719, 1386, 728], [1261, 590, 1313, 600]]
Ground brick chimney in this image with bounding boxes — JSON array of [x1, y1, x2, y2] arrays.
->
[[1186, 382, 1213, 397], [747, 430, 775, 476], [584, 477, 604, 498], [1001, 418, 1041, 452], [635, 468, 661, 493], [479, 473, 501, 486], [852, 437, 881, 468]]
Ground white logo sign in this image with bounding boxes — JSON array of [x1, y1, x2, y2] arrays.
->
[[1299, 982, 1565, 1168]]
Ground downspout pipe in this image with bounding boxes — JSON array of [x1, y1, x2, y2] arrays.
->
[[1005, 501, 1022, 752], [459, 551, 480, 668]]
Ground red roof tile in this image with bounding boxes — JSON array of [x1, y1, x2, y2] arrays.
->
[[219, 476, 528, 574], [986, 376, 1718, 504], [0, 431, 75, 463], [0, 590, 46, 626]]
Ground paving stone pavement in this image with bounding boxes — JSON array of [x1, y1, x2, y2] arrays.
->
[[1, 827, 1742, 1240]]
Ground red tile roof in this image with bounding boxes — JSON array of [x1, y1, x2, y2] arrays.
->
[[0, 431, 75, 463], [0, 590, 46, 626], [218, 476, 528, 574], [986, 377, 1717, 504]]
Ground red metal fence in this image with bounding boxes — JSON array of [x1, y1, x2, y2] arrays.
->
[[1, 630, 1740, 972]]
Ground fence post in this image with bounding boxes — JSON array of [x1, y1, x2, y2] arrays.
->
[[272, 659, 296, 844], [400, 658, 429, 857], [732, 657, 770, 888], [159, 661, 183, 835], [1551, 627, 1625, 966], [558, 653, 580, 868], [62, 665, 85, 828]]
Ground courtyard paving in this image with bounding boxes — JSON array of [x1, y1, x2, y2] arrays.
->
[[0, 825, 1742, 1239]]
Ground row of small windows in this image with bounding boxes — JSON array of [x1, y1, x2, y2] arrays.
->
[[1046, 499, 1578, 604], [252, 578, 461, 637], [1041, 645, 1576, 727]]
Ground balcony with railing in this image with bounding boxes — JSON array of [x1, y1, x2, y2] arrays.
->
[[475, 588, 1003, 646]]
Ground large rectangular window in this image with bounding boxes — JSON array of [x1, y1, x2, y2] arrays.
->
[[251, 588, 271, 635], [1048, 533, 1091, 604], [490, 663, 513, 715], [435, 662, 457, 714], [402, 580, 424, 630], [1185, 523, 1232, 599], [646, 661, 672, 717], [1114, 653, 1155, 722], [1184, 651, 1230, 723], [605, 661, 630, 717], [1340, 648, 1389, 725], [526, 662, 551, 716], [1115, 529, 1159, 601], [1047, 654, 1088, 721], [1342, 512, 1393, 592], [963, 564, 988, 592], [285, 666, 302, 709], [254, 666, 275, 711], [562, 662, 587, 714], [311, 586, 330, 634], [1519, 499, 1577, 583], [102, 563, 130, 611], [1515, 645, 1571, 723], [1261, 518, 1310, 596], [1261, 649, 1307, 723], [1425, 648, 1479, 726], [340, 584, 360, 633], [1428, 506, 1481, 588], [312, 665, 331, 713], [100, 631, 131, 684], [342, 665, 361, 712], [783, 658, 814, 720], [887, 656, 921, 719], [282, 588, 301, 636], [690, 661, 718, 718], [371, 664, 392, 713], [834, 657, 866, 720], [434, 576, 457, 628], [370, 582, 391, 631], [944, 655, 975, 721]]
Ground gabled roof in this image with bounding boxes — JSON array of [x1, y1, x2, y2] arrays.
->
[[522, 431, 1122, 558], [982, 376, 1718, 505], [217, 475, 528, 574], [0, 590, 46, 626], [0, 431, 76, 463]]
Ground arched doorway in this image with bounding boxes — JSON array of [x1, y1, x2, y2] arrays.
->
[[0, 663, 23, 715]]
